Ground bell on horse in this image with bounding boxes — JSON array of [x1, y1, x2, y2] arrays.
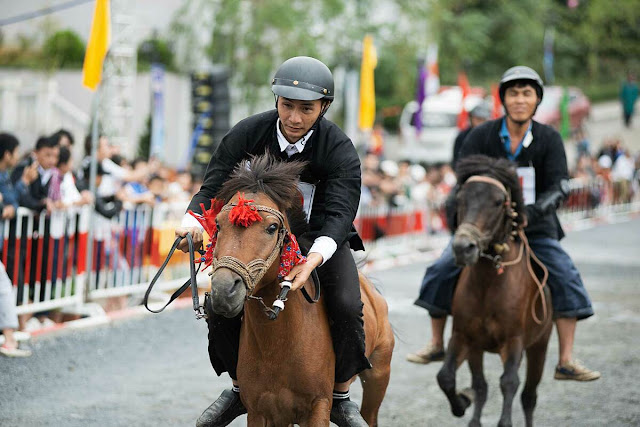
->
[[205, 154, 394, 426], [437, 155, 553, 427]]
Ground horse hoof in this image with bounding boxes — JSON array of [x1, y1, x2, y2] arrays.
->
[[468, 420, 482, 427], [460, 387, 476, 404], [451, 388, 474, 418]]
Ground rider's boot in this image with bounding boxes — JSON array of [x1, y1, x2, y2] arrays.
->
[[330, 399, 369, 427], [195, 389, 247, 427]]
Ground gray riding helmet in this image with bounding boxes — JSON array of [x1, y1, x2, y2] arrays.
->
[[271, 56, 334, 101], [469, 101, 491, 120], [498, 66, 544, 103]]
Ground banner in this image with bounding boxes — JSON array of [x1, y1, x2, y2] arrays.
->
[[82, 0, 111, 91], [456, 71, 470, 130], [150, 64, 165, 159], [358, 35, 377, 131]]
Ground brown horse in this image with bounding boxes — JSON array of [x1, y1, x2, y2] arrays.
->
[[206, 154, 394, 426], [436, 155, 553, 427]]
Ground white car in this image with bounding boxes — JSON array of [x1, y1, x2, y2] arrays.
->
[[398, 87, 485, 164]]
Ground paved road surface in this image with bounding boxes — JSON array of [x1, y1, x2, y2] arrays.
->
[[1, 218, 639, 426]]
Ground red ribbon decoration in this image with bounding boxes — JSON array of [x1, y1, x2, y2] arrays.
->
[[228, 193, 263, 227], [188, 198, 223, 268], [278, 232, 306, 279]]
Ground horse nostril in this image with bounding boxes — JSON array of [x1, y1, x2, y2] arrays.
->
[[464, 242, 477, 254]]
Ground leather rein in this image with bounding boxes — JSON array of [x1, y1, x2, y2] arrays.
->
[[143, 202, 320, 321], [459, 175, 550, 325]]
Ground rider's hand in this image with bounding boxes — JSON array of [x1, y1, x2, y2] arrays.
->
[[175, 226, 204, 253], [284, 252, 323, 291]]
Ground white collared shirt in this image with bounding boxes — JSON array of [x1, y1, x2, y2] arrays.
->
[[180, 119, 337, 266], [276, 119, 313, 157]]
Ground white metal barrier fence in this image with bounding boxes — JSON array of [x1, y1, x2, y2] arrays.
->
[[2, 177, 637, 316]]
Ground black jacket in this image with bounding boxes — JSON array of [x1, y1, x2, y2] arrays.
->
[[452, 127, 472, 167], [10, 157, 49, 211], [459, 118, 569, 240], [188, 110, 364, 250]]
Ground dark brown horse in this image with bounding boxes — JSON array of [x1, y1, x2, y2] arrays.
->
[[206, 154, 394, 426], [437, 155, 553, 427]]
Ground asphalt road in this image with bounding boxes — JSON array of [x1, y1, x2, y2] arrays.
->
[[1, 217, 639, 427]]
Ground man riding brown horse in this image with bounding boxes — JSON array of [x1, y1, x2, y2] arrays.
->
[[175, 56, 374, 427], [409, 65, 601, 382]]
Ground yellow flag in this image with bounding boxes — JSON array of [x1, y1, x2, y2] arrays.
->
[[82, 0, 111, 90], [358, 35, 377, 131]]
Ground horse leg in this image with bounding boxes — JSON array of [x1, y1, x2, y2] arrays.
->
[[246, 412, 266, 427], [300, 397, 331, 427], [467, 350, 487, 427], [521, 330, 552, 427], [437, 333, 470, 417], [497, 339, 524, 427], [359, 339, 394, 427]]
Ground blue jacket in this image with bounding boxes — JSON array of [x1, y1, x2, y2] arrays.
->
[[0, 170, 28, 211]]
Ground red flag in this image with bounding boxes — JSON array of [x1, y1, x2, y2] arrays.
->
[[456, 71, 471, 130], [491, 83, 502, 119]]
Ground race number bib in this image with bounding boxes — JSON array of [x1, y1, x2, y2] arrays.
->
[[517, 167, 536, 205], [297, 181, 316, 223]]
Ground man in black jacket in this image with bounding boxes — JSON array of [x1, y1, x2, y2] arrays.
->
[[175, 56, 370, 427], [408, 66, 600, 382]]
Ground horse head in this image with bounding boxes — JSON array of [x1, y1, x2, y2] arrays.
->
[[452, 155, 526, 266], [205, 154, 307, 318]]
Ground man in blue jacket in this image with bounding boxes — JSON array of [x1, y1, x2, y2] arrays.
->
[[408, 66, 600, 382]]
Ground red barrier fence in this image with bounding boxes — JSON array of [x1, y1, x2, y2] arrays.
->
[[2, 177, 637, 315]]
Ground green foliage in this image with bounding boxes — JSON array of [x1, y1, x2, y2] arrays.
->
[[42, 30, 86, 68], [137, 38, 176, 71], [138, 115, 151, 159]]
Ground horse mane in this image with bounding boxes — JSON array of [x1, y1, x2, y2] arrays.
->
[[455, 155, 527, 228], [216, 153, 309, 236]]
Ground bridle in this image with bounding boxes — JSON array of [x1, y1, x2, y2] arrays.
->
[[457, 175, 549, 325], [211, 202, 287, 296], [456, 175, 519, 260], [210, 201, 319, 320]]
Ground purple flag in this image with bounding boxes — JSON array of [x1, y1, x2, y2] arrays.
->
[[412, 62, 427, 132]]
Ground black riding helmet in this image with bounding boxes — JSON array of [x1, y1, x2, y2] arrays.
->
[[272, 56, 334, 102], [498, 66, 544, 104]]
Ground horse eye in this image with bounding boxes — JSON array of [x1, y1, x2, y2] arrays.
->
[[495, 198, 503, 207], [266, 223, 279, 235]]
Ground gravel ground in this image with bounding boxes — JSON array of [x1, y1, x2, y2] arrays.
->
[[1, 218, 639, 427]]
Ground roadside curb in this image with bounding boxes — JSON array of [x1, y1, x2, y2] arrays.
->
[[24, 297, 195, 340]]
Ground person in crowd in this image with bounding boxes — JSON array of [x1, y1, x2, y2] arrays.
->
[[175, 56, 371, 427], [0, 133, 32, 357], [452, 101, 492, 167], [147, 175, 167, 204], [10, 136, 59, 212], [408, 65, 601, 382], [55, 147, 92, 208], [51, 129, 74, 148], [167, 170, 194, 203], [620, 71, 638, 128], [78, 135, 147, 199]]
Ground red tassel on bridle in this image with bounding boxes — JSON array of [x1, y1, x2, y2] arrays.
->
[[188, 198, 223, 268], [228, 193, 263, 227]]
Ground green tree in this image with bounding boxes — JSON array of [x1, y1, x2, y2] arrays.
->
[[42, 29, 85, 68], [137, 37, 176, 71]]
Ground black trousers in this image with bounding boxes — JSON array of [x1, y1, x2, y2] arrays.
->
[[205, 242, 371, 383]]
